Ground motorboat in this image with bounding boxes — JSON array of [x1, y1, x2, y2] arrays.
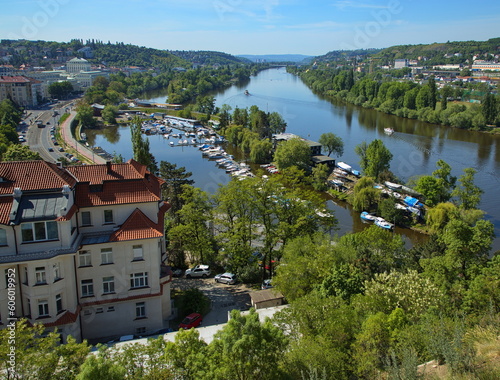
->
[[375, 217, 394, 230], [360, 211, 376, 222], [384, 128, 394, 135]]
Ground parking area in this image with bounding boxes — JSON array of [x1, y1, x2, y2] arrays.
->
[[171, 277, 253, 326]]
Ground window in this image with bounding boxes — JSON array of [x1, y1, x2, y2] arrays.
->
[[35, 267, 46, 284], [136, 327, 146, 335], [0, 228, 6, 245], [53, 263, 61, 281], [100, 248, 113, 265], [130, 272, 148, 289], [83, 309, 92, 316], [96, 307, 103, 314], [38, 299, 49, 317], [103, 209, 113, 224], [135, 302, 146, 318], [102, 276, 115, 294], [107, 306, 115, 312], [79, 251, 92, 267], [24, 267, 28, 285], [81, 211, 91, 226], [132, 245, 143, 261], [81, 279, 94, 297], [56, 294, 63, 314], [21, 221, 58, 243]]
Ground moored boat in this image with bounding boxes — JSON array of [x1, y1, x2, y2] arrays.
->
[[360, 211, 376, 222], [384, 127, 394, 135], [375, 217, 394, 230]]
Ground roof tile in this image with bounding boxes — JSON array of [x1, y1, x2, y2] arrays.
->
[[110, 208, 163, 242]]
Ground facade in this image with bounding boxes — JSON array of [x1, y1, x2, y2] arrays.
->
[[66, 57, 92, 74], [0, 75, 41, 107], [0, 160, 172, 343], [394, 59, 409, 69], [73, 71, 109, 89]]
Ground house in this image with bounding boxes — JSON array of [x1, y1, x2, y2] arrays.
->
[[272, 133, 322, 156], [0, 75, 41, 107], [249, 289, 285, 310], [0, 160, 172, 343]]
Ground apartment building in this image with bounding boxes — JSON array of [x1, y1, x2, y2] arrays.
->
[[0, 75, 41, 107], [0, 160, 172, 343]]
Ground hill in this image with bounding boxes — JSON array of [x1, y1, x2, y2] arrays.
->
[[237, 54, 313, 63]]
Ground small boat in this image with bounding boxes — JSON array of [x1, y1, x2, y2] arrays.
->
[[163, 134, 170, 139], [384, 128, 394, 135], [375, 217, 394, 230], [244, 90, 250, 95], [169, 141, 174, 146], [337, 162, 352, 172], [385, 181, 402, 190], [329, 179, 344, 187], [351, 169, 361, 177], [360, 211, 376, 222]]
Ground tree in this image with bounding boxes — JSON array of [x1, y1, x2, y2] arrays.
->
[[130, 116, 157, 173], [207, 309, 288, 380], [2, 144, 41, 161], [164, 329, 208, 379], [318, 263, 365, 301], [482, 92, 497, 125], [0, 99, 22, 128], [363, 139, 393, 179], [196, 95, 215, 116], [311, 163, 330, 191], [77, 347, 125, 380], [319, 132, 344, 157], [440, 85, 453, 111], [75, 101, 96, 129], [101, 105, 118, 124], [48, 81, 73, 99], [218, 104, 232, 130], [267, 111, 287, 134], [273, 137, 311, 171], [159, 161, 194, 217], [249, 138, 272, 164], [427, 75, 437, 110], [452, 168, 483, 210], [168, 185, 216, 265]]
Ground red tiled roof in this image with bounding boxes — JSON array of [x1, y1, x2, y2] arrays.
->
[[0, 196, 12, 225], [44, 306, 81, 327], [0, 75, 32, 83], [110, 208, 163, 242], [66, 161, 145, 184], [74, 181, 160, 207], [0, 161, 76, 195]]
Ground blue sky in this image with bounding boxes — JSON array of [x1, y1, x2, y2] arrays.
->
[[1, 0, 499, 56]]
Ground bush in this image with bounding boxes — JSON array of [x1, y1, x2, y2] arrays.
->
[[237, 264, 261, 284], [175, 287, 211, 316]]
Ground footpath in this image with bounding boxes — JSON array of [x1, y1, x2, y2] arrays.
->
[[59, 111, 107, 164]]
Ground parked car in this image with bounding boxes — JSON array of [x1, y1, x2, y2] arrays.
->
[[214, 272, 237, 285], [261, 279, 273, 289], [179, 313, 203, 329], [48, 147, 54, 152], [185, 265, 210, 278]]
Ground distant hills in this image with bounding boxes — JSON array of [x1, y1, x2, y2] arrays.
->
[[237, 54, 313, 63]]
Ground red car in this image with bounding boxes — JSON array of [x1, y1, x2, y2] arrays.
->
[[179, 313, 203, 329]]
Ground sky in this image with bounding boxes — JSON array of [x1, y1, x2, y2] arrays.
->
[[1, 0, 499, 56]]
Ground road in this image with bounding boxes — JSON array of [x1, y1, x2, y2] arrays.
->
[[171, 277, 252, 326]]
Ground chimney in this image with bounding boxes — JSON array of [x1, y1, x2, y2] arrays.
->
[[106, 161, 112, 174], [13, 187, 22, 199]]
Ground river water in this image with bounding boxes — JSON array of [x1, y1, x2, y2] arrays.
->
[[86, 67, 500, 251]]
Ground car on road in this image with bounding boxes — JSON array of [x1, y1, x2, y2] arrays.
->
[[179, 312, 203, 329], [215, 272, 237, 285], [48, 147, 54, 152], [185, 265, 210, 278], [58, 147, 64, 152]]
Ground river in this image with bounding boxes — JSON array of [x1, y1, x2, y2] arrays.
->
[[85, 67, 500, 251]]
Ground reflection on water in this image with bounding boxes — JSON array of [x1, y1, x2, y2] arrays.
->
[[88, 67, 500, 251]]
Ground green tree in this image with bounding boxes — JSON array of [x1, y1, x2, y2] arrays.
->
[[482, 92, 497, 125], [273, 137, 311, 171], [318, 263, 365, 301], [318, 132, 344, 157], [164, 329, 208, 379], [77, 347, 125, 380], [75, 101, 96, 129], [452, 168, 483, 210], [207, 309, 288, 380], [311, 163, 330, 191], [3, 144, 41, 161], [0, 99, 22, 128], [440, 85, 453, 111], [130, 116, 157, 173], [268, 111, 287, 134], [159, 161, 194, 217], [249, 138, 272, 164], [101, 105, 118, 124], [168, 185, 215, 265], [356, 139, 392, 179], [427, 75, 438, 110], [48, 81, 73, 99]]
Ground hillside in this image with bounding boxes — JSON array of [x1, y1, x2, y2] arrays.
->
[[237, 54, 313, 63], [0, 39, 247, 68]]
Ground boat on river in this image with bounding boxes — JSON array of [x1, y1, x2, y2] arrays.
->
[[375, 217, 394, 230], [360, 211, 376, 222], [384, 128, 394, 135]]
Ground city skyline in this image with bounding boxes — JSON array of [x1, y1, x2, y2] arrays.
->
[[1, 0, 500, 56]]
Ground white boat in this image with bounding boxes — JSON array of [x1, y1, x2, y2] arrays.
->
[[360, 211, 376, 222], [169, 141, 174, 146], [337, 162, 352, 172], [385, 181, 402, 190], [384, 128, 394, 135], [375, 217, 394, 230]]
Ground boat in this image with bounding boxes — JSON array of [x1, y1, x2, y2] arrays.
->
[[375, 217, 394, 230], [337, 162, 352, 172], [169, 141, 174, 146], [360, 211, 376, 222], [244, 90, 250, 95], [329, 179, 344, 187], [385, 181, 402, 190], [384, 127, 394, 135]]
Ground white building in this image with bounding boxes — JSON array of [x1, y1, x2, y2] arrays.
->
[[394, 59, 409, 69], [73, 70, 109, 89], [66, 57, 92, 74], [0, 160, 172, 343]]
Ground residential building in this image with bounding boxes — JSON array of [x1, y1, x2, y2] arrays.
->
[[0, 160, 172, 343], [0, 75, 41, 107], [394, 59, 409, 69], [72, 70, 109, 89]]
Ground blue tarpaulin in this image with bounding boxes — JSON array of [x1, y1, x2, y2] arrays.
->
[[404, 196, 420, 207]]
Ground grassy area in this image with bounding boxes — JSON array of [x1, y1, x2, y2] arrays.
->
[[58, 112, 70, 125]]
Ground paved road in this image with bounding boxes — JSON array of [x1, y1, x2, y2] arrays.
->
[[171, 277, 252, 326]]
